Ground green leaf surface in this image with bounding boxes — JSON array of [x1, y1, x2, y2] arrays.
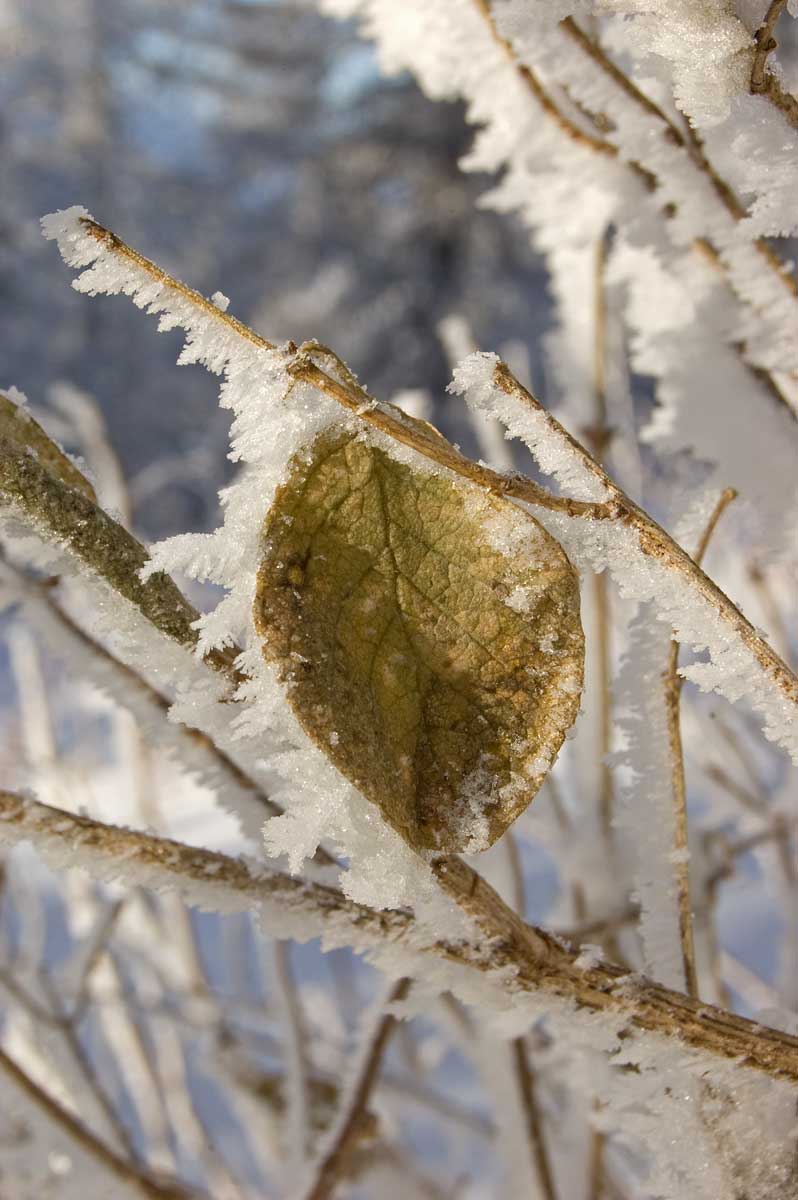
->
[[255, 425, 584, 852]]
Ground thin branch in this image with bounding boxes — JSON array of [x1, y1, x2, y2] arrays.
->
[[5, 794, 798, 1082], [751, 0, 798, 128], [504, 829, 526, 917], [297, 351, 606, 519], [665, 488, 737, 999], [512, 1039, 558, 1200], [300, 978, 411, 1200], [1, 558, 342, 863], [0, 434, 241, 686], [71, 898, 126, 1020], [477, 1, 798, 317], [587, 231, 615, 842], [560, 17, 798, 299], [588, 1126, 606, 1200], [272, 940, 312, 1164], [561, 18, 675, 132], [490, 364, 798, 726], [472, 0, 621, 160], [748, 561, 794, 668], [0, 1045, 200, 1200], [690, 490, 738, 568], [473, 1, 798, 426], [703, 762, 765, 815], [40, 970, 141, 1163], [556, 902, 638, 945], [752, 1, 787, 93]]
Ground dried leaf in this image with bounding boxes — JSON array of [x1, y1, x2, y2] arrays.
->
[[254, 426, 584, 852]]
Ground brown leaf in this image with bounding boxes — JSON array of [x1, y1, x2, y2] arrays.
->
[[254, 425, 583, 852]]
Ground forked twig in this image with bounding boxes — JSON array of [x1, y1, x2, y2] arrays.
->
[[0, 1044, 199, 1199], [300, 978, 411, 1200], [490, 364, 798, 726], [750, 0, 798, 129]]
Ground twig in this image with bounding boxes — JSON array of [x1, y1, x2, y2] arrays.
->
[[512, 1039, 558, 1200], [73, 220, 606, 522], [477, 2, 798, 320], [0, 1044, 199, 1199], [1, 553, 344, 860], [665, 488, 737, 999], [588, 1126, 606, 1200], [504, 828, 526, 916], [753, 0, 787, 93], [560, 17, 798, 300], [0, 435, 241, 685], [475, 1, 798, 428], [703, 762, 765, 815], [5, 793, 798, 1081], [272, 940, 312, 1164], [750, 0, 798, 129], [300, 978, 411, 1200], [701, 843, 734, 1011], [40, 970, 141, 1163], [71, 898, 126, 1020], [587, 232, 615, 841], [556, 903, 638, 945], [490, 364, 798, 732], [748, 561, 794, 668], [472, 0, 620, 160]]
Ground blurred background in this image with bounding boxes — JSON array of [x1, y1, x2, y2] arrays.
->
[[0, 0, 549, 541]]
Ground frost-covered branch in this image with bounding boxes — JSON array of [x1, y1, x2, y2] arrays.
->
[[461, 361, 798, 760], [558, 15, 797, 293], [751, 1, 798, 128], [0, 432, 240, 685], [0, 389, 97, 502], [473, 0, 623, 163], [5, 792, 798, 1084]]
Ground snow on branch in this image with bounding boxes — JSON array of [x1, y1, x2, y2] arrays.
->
[[451, 355, 798, 761], [0, 421, 240, 686], [4, 791, 798, 1086]]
